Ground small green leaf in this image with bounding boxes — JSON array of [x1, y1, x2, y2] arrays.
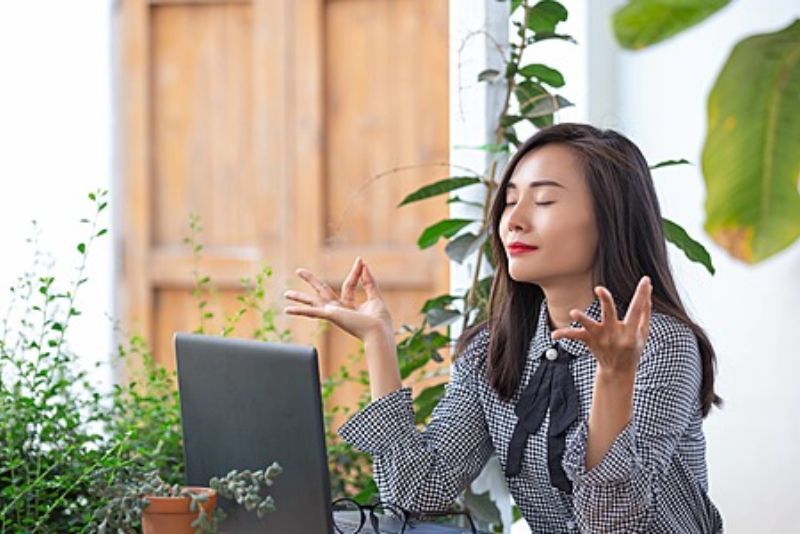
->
[[613, 0, 730, 50], [650, 158, 692, 170], [445, 229, 488, 264], [518, 63, 565, 87], [77, 243, 86, 254], [426, 308, 462, 328], [477, 68, 502, 83], [421, 294, 459, 314], [417, 219, 476, 249], [663, 218, 715, 275], [514, 81, 573, 119], [526, 0, 568, 34], [398, 177, 482, 207]]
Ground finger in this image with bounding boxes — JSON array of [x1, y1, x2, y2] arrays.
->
[[637, 278, 653, 336], [568, 309, 601, 332], [296, 268, 338, 301], [595, 286, 619, 324], [360, 261, 382, 300], [551, 326, 590, 343], [340, 257, 363, 307], [283, 305, 331, 320], [624, 275, 651, 326], [283, 289, 316, 306]]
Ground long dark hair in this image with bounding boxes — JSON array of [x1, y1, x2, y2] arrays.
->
[[455, 122, 722, 418]]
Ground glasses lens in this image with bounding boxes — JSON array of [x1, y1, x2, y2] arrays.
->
[[370, 502, 406, 534], [332, 498, 363, 534]]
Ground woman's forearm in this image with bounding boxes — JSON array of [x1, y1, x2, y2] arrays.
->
[[363, 327, 403, 400], [586, 369, 635, 471]]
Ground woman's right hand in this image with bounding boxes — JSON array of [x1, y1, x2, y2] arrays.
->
[[282, 256, 394, 342]]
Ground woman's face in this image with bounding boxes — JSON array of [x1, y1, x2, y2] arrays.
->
[[498, 143, 598, 286]]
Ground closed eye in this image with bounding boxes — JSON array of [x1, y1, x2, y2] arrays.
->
[[505, 201, 555, 206]]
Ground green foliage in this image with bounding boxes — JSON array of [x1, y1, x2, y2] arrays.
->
[[209, 462, 283, 519], [612, 0, 730, 49], [0, 193, 287, 532], [0, 190, 118, 531], [93, 465, 224, 533]]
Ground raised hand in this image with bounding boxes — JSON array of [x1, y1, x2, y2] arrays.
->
[[551, 276, 653, 378], [282, 256, 394, 342]]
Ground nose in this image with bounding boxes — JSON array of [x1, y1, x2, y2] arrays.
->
[[506, 201, 529, 234]]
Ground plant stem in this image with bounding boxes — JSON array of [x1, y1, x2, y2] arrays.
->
[[461, 1, 531, 333]]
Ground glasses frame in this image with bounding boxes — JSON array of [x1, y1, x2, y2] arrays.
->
[[331, 497, 478, 534], [331, 497, 408, 533]]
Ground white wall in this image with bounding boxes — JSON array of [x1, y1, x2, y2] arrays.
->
[[592, 1, 800, 531], [0, 1, 114, 386]]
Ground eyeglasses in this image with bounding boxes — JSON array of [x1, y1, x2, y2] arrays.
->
[[331, 497, 478, 533]]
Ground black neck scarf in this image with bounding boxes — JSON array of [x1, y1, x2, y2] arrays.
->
[[504, 343, 580, 494]]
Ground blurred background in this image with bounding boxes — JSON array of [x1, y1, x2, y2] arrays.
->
[[0, 0, 798, 532]]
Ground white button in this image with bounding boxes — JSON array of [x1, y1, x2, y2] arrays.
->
[[545, 347, 558, 361], [566, 519, 576, 530]]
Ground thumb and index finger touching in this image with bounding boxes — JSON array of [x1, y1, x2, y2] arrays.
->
[[358, 257, 382, 301]]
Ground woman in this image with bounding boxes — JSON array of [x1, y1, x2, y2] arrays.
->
[[283, 123, 724, 533]]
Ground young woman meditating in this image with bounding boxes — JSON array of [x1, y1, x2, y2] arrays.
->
[[283, 122, 724, 533]]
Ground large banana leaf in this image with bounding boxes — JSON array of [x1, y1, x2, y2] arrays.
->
[[612, 0, 730, 49], [702, 19, 800, 263]]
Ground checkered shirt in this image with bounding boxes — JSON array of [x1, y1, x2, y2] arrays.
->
[[337, 296, 724, 533]]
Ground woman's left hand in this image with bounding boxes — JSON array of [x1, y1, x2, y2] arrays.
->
[[551, 275, 653, 378]]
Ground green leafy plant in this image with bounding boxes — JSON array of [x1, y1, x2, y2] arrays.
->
[[0, 194, 289, 532], [612, 1, 800, 262], [209, 462, 283, 519], [93, 461, 282, 533], [0, 189, 121, 531], [93, 466, 221, 533]]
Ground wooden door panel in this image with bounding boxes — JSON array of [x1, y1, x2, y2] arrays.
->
[[117, 0, 449, 414]]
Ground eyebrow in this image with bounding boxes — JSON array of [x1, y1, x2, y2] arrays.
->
[[506, 179, 566, 190]]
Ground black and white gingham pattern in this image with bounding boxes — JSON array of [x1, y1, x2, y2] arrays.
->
[[337, 296, 724, 533]]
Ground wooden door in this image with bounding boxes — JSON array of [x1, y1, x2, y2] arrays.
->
[[115, 0, 450, 412]]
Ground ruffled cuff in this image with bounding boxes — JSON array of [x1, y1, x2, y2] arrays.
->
[[562, 417, 642, 486], [337, 386, 417, 455]]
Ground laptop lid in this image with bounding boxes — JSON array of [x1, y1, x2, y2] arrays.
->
[[174, 332, 333, 533]]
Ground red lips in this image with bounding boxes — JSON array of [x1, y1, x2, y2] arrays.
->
[[507, 241, 539, 254], [508, 241, 538, 250]]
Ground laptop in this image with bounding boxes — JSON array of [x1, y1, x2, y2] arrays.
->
[[175, 333, 482, 533]]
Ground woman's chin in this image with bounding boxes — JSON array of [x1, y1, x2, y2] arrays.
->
[[508, 269, 539, 284]]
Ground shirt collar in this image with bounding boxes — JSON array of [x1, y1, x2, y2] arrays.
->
[[529, 295, 606, 359]]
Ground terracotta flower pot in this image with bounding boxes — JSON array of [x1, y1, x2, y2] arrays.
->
[[141, 486, 218, 534]]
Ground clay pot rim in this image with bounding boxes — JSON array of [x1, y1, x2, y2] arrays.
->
[[143, 487, 218, 514]]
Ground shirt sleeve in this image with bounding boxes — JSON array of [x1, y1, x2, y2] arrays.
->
[[561, 315, 703, 532], [336, 326, 494, 512]]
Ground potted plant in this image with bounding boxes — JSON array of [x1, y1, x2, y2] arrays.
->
[[96, 461, 282, 533], [141, 485, 219, 534]]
